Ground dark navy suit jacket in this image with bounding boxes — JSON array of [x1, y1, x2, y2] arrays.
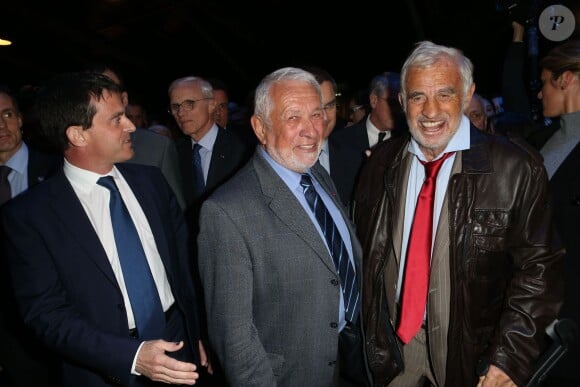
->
[[1, 163, 201, 387]]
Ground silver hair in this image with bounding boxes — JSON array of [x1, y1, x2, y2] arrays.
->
[[167, 76, 214, 98], [253, 67, 322, 126], [400, 41, 473, 110]]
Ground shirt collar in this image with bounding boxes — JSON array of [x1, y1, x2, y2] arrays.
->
[[5, 142, 28, 175], [192, 123, 219, 151], [63, 158, 118, 194]]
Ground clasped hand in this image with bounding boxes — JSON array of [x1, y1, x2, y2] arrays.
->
[[135, 340, 212, 385]]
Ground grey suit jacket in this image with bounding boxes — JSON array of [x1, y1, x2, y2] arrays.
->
[[197, 149, 363, 387], [127, 129, 186, 209]]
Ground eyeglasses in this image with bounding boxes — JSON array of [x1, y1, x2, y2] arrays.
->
[[323, 99, 338, 111], [168, 98, 211, 114], [0, 110, 18, 121]]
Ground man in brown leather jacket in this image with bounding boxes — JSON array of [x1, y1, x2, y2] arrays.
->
[[352, 41, 564, 387]]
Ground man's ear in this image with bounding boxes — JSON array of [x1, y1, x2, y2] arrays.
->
[[464, 84, 476, 110], [398, 93, 405, 111], [559, 70, 574, 90], [251, 115, 266, 145], [66, 125, 88, 147]]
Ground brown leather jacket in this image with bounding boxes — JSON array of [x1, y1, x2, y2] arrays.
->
[[352, 127, 564, 387]]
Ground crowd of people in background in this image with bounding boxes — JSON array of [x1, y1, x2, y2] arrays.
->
[[0, 15, 578, 387]]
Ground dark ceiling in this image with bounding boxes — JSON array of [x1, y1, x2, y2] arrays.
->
[[2, 0, 577, 117]]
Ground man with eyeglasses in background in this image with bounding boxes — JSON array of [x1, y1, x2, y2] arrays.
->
[[168, 76, 251, 386]]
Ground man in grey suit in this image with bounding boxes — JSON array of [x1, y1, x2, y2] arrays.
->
[[197, 67, 366, 386], [128, 128, 185, 209]]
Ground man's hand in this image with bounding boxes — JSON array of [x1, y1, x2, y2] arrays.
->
[[136, 340, 199, 385], [477, 364, 517, 387]]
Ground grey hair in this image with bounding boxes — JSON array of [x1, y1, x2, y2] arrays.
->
[[400, 41, 473, 109], [253, 67, 321, 126], [167, 76, 214, 98]]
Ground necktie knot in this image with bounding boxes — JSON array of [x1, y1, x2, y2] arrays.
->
[[378, 131, 386, 143], [0, 165, 12, 181], [97, 176, 119, 192], [300, 173, 313, 191], [421, 152, 454, 179]]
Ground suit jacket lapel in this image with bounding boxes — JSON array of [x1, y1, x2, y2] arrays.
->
[[385, 149, 412, 319], [252, 153, 337, 274], [47, 171, 119, 287]]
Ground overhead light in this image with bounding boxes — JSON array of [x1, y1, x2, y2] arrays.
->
[[0, 38, 12, 46]]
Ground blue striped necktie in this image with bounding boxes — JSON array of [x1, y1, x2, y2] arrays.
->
[[98, 176, 165, 339], [300, 173, 359, 322]]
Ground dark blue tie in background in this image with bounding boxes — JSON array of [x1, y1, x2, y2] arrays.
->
[[192, 143, 205, 197], [0, 166, 12, 206], [300, 174, 359, 322], [98, 176, 165, 339]]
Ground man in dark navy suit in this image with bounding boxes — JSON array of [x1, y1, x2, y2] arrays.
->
[[1, 72, 210, 386], [0, 85, 62, 387]]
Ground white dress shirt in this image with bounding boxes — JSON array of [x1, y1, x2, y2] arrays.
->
[[64, 160, 175, 330], [397, 115, 471, 302]]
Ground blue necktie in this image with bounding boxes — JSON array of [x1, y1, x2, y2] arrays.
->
[[300, 174, 360, 322], [192, 143, 205, 197], [97, 176, 165, 339]]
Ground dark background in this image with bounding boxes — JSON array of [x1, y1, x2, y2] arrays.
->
[[2, 0, 578, 119]]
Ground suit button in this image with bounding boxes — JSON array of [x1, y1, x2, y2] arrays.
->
[[330, 322, 338, 329], [330, 279, 339, 286], [570, 196, 580, 206]]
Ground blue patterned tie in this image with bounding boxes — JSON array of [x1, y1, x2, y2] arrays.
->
[[300, 174, 359, 322], [192, 143, 205, 197], [97, 176, 165, 339]]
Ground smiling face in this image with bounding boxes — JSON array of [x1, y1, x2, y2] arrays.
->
[[402, 56, 473, 160], [251, 80, 325, 173]]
